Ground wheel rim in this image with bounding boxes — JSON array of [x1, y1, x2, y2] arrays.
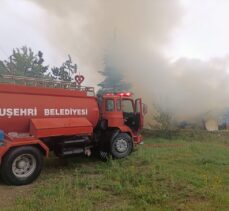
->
[[115, 138, 128, 153], [12, 154, 37, 178]]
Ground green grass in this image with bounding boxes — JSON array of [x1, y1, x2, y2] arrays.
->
[[2, 133, 229, 210]]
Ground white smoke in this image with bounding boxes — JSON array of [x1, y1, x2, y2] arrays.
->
[[28, 0, 229, 121]]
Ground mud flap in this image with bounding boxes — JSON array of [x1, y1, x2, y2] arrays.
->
[[98, 129, 120, 161]]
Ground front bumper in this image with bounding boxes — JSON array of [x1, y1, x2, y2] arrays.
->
[[133, 134, 143, 144]]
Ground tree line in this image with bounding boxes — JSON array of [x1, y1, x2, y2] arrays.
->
[[0, 46, 76, 82], [0, 46, 131, 94]]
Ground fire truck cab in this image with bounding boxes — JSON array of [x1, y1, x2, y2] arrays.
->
[[97, 92, 145, 159], [102, 92, 144, 136]]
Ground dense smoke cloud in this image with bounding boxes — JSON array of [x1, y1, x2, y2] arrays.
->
[[29, 0, 181, 82], [171, 57, 229, 118], [28, 0, 229, 121]]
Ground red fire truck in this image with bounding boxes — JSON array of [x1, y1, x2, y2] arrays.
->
[[0, 75, 146, 185]]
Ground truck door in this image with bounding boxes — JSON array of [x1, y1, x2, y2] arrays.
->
[[121, 98, 138, 130], [135, 98, 144, 131]]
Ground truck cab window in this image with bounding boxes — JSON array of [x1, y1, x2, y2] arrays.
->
[[106, 99, 114, 111], [136, 101, 140, 113], [122, 99, 134, 127], [122, 100, 134, 113]]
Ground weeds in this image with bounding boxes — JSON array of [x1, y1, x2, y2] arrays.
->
[[1, 133, 228, 210]]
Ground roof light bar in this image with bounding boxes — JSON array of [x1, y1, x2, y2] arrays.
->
[[105, 93, 114, 96], [104, 92, 132, 97], [116, 92, 132, 97]]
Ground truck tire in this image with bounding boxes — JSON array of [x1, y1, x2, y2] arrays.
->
[[0, 146, 43, 186], [110, 133, 133, 159]]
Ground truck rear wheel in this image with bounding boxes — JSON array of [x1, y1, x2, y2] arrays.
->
[[0, 146, 43, 186], [110, 133, 133, 159]]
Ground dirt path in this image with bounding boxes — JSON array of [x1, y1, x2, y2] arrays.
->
[[0, 157, 71, 209], [143, 143, 229, 148], [143, 143, 185, 148], [0, 180, 35, 209]]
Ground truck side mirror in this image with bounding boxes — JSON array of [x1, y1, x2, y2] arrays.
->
[[143, 104, 148, 115]]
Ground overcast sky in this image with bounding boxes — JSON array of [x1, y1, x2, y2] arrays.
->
[[1, 0, 229, 64], [0, 0, 62, 65], [167, 0, 229, 61]]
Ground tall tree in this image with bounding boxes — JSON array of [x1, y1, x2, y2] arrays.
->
[[0, 60, 8, 74], [51, 55, 77, 82], [97, 56, 131, 95], [0, 46, 49, 77]]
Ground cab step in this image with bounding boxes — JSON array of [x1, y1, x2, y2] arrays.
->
[[61, 148, 84, 156]]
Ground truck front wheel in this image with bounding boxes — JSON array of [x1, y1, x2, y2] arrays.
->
[[1, 146, 43, 186], [110, 133, 133, 159]]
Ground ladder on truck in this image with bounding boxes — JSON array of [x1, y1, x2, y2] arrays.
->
[[0, 74, 95, 96]]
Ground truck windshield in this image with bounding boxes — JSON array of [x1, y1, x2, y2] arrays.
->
[[122, 99, 134, 113]]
